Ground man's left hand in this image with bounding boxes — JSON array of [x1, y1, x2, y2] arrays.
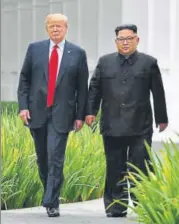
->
[[74, 120, 83, 132], [157, 123, 168, 132]]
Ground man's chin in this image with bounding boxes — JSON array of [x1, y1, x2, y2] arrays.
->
[[123, 49, 130, 54], [121, 49, 134, 56], [52, 37, 63, 43]]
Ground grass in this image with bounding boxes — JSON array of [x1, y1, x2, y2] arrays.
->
[[1, 102, 105, 209]]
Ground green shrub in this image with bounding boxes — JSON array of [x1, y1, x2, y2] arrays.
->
[[1, 101, 18, 115], [127, 141, 179, 224], [1, 103, 105, 209]]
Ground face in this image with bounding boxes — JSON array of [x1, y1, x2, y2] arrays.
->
[[46, 15, 68, 44], [115, 29, 139, 55]]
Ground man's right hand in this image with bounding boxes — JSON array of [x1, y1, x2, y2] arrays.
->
[[85, 115, 96, 126], [19, 110, 31, 125]]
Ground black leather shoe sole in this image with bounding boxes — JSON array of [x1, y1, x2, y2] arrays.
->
[[106, 212, 127, 218], [48, 212, 60, 217]]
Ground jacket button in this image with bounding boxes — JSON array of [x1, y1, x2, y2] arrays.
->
[[123, 70, 128, 74]]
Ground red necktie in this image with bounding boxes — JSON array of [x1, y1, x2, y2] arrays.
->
[[47, 45, 59, 107]]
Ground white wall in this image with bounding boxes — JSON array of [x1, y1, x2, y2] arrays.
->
[[1, 0, 179, 140]]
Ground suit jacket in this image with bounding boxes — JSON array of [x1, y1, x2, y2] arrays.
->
[[17, 39, 89, 133], [87, 51, 168, 136]]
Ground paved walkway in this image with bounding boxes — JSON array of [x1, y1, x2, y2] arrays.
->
[[2, 199, 138, 224]]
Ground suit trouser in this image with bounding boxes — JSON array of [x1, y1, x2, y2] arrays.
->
[[102, 133, 152, 214], [30, 111, 68, 208]]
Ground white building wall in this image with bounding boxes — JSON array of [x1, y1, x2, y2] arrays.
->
[[1, 0, 179, 140]]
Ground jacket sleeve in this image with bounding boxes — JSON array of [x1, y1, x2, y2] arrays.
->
[[17, 44, 32, 111], [150, 59, 168, 125], [86, 58, 102, 116], [76, 49, 89, 120]]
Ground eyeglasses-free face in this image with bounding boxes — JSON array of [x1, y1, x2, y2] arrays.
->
[[46, 14, 68, 44]]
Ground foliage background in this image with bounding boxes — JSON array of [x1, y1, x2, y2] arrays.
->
[[1, 102, 105, 209]]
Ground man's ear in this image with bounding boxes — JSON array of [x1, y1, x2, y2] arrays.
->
[[137, 37, 140, 44]]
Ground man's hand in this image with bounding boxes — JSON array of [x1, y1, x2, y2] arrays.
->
[[19, 110, 31, 125], [74, 120, 83, 132], [85, 115, 96, 126], [157, 123, 168, 132]]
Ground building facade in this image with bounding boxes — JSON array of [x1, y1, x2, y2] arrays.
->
[[1, 0, 179, 140]]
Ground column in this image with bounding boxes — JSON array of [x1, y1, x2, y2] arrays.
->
[[122, 0, 148, 53], [98, 0, 122, 56], [169, 0, 179, 134], [49, 0, 63, 13], [32, 0, 49, 40], [1, 0, 19, 101], [17, 0, 33, 69], [147, 0, 154, 54], [76, 0, 99, 77], [63, 0, 78, 44]]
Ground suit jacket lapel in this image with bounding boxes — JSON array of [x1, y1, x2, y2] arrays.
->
[[42, 39, 50, 81], [56, 41, 72, 86]]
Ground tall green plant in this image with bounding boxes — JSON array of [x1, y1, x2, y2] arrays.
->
[[1, 103, 105, 209], [0, 102, 18, 115], [127, 141, 179, 224]]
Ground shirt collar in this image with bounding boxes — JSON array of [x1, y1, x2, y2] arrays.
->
[[49, 39, 66, 50], [118, 50, 138, 65]]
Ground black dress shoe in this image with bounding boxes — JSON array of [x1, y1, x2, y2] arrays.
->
[[106, 212, 127, 218], [46, 207, 60, 217]]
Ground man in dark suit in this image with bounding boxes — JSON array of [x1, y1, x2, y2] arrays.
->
[[85, 24, 168, 218], [17, 13, 89, 217]]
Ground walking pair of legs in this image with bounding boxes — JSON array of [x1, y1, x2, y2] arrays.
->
[[30, 113, 68, 217], [103, 133, 152, 217]]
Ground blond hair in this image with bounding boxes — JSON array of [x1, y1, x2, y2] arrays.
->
[[45, 13, 68, 26]]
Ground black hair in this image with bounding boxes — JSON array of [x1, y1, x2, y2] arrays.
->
[[115, 24, 137, 36]]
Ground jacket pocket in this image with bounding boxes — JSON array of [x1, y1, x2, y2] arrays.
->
[[68, 100, 76, 107], [134, 69, 149, 78], [28, 96, 33, 103], [101, 73, 116, 79]]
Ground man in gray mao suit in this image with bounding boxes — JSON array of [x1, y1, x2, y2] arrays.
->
[[17, 13, 89, 217]]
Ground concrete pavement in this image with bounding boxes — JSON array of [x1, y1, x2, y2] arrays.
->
[[1, 199, 138, 224]]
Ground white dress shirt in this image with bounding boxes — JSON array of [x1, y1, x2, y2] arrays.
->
[[49, 39, 65, 79]]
